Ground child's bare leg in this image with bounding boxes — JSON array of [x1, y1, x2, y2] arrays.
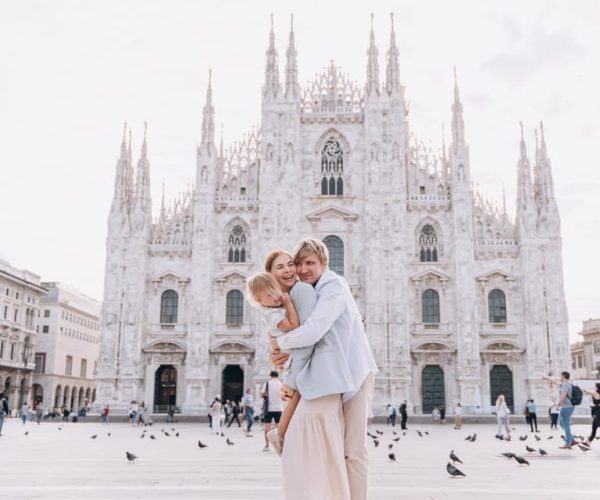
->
[[277, 391, 301, 438]]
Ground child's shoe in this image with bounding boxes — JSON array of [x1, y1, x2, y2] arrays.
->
[[267, 428, 284, 456]]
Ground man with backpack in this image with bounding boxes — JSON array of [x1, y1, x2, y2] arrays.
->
[[544, 371, 583, 449]]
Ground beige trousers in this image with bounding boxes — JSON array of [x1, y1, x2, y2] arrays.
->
[[343, 373, 375, 500]]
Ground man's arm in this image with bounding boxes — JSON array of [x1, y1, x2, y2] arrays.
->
[[277, 280, 345, 350]]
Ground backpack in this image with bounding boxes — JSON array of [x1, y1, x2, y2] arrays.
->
[[568, 384, 583, 406]]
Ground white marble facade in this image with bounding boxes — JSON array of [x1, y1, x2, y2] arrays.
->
[[96, 17, 569, 415]]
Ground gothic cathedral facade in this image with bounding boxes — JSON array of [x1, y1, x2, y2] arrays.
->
[[96, 18, 569, 415]]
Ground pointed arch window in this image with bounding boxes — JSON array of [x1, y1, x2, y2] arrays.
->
[[160, 290, 178, 324], [227, 224, 247, 263], [323, 235, 344, 276], [488, 289, 507, 324], [419, 225, 439, 262], [422, 289, 440, 324], [226, 290, 244, 325], [321, 138, 344, 196]]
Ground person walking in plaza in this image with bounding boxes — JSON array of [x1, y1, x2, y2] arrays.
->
[[583, 383, 600, 447], [399, 400, 408, 430], [35, 405, 43, 425], [269, 238, 378, 500], [549, 401, 559, 429], [20, 403, 29, 425], [526, 399, 539, 432], [0, 393, 9, 435], [453, 403, 463, 430], [227, 401, 242, 428], [101, 405, 110, 425], [387, 403, 398, 427], [223, 400, 232, 427], [260, 371, 283, 452], [495, 394, 511, 440], [544, 372, 577, 449], [127, 401, 138, 426], [439, 404, 446, 424], [209, 396, 222, 435], [242, 388, 255, 435]]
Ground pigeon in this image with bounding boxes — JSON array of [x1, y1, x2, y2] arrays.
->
[[24, 431, 29, 436], [125, 451, 138, 463], [577, 444, 591, 452], [388, 453, 396, 461], [449, 450, 463, 464], [58, 426, 63, 431], [417, 430, 423, 437], [373, 439, 380, 447], [164, 431, 170, 437], [220, 432, 225, 437], [393, 437, 400, 442], [502, 452, 516, 459], [392, 431, 397, 435], [464, 435, 472, 441], [367, 432, 378, 439], [226, 438, 234, 446], [388, 443, 394, 450], [175, 432, 179, 437], [424, 431, 429, 436], [150, 435, 156, 440], [547, 436, 554, 440], [534, 435, 541, 441], [403, 431, 406, 436], [140, 433, 145, 439], [107, 433, 111, 437], [519, 435, 528, 441], [539, 448, 548, 456], [525, 445, 536, 453], [198, 440, 207, 448], [171, 428, 175, 431], [471, 433, 477, 443], [514, 456, 530, 466], [376, 429, 383, 435], [90, 435, 98, 439], [446, 462, 466, 477]]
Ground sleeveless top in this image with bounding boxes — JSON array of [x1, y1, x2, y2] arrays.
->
[[592, 397, 600, 416]]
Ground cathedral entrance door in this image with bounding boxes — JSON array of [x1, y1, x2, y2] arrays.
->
[[421, 365, 445, 414], [154, 365, 177, 412], [222, 365, 244, 403], [490, 364, 514, 411]]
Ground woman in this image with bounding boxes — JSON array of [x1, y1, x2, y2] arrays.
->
[[495, 395, 511, 440], [548, 401, 559, 429], [583, 383, 600, 447], [266, 249, 351, 500], [453, 403, 463, 430], [209, 396, 222, 434]]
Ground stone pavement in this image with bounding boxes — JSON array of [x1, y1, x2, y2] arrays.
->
[[0, 418, 598, 500]]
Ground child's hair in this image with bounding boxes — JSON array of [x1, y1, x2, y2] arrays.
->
[[292, 237, 329, 265], [264, 249, 294, 272], [246, 272, 283, 307]]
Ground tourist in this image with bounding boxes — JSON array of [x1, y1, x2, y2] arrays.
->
[[127, 401, 138, 426], [62, 406, 70, 422], [439, 404, 446, 424], [228, 401, 242, 428], [35, 405, 43, 425], [260, 371, 283, 452], [549, 401, 559, 429], [167, 406, 175, 423], [387, 403, 398, 427], [399, 400, 408, 430], [453, 403, 463, 430], [495, 394, 511, 440], [137, 402, 145, 426], [101, 405, 110, 425], [431, 406, 440, 422], [209, 396, 222, 434], [20, 402, 29, 425], [241, 388, 255, 434], [223, 400, 232, 426], [526, 399, 539, 432], [583, 383, 600, 447], [141, 404, 152, 426], [544, 372, 576, 449], [0, 393, 9, 436], [268, 238, 378, 500]]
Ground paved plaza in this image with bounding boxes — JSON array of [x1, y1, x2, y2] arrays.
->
[[0, 418, 598, 500]]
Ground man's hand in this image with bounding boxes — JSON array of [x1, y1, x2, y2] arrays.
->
[[281, 384, 296, 402], [269, 349, 289, 370]]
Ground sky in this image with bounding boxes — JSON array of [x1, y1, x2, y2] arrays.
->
[[0, 0, 598, 341]]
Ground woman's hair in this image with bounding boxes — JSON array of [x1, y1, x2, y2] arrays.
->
[[595, 382, 600, 393], [264, 249, 293, 272], [245, 272, 282, 307], [495, 394, 505, 406]]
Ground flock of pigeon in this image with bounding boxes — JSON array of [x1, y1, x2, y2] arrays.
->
[[365, 426, 598, 478]]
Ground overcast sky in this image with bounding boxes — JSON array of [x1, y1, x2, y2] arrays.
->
[[0, 0, 598, 341]]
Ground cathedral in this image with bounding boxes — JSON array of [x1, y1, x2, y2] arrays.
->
[[96, 16, 569, 415]]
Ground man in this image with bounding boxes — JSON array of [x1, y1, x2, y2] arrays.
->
[[544, 371, 576, 449], [386, 403, 397, 427], [271, 238, 378, 500], [0, 393, 9, 436], [526, 399, 539, 432], [399, 400, 408, 430], [261, 371, 283, 452], [241, 387, 255, 434]]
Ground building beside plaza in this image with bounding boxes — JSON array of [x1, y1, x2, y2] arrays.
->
[[570, 319, 600, 380], [0, 259, 47, 413], [96, 17, 569, 415], [33, 282, 100, 411]]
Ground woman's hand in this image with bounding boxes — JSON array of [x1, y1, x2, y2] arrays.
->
[[281, 384, 296, 401], [269, 335, 280, 352]]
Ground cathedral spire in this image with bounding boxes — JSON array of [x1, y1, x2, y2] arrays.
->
[[366, 13, 380, 97], [517, 122, 534, 221], [219, 124, 224, 159], [200, 70, 215, 152], [284, 14, 299, 99], [134, 122, 151, 204], [112, 122, 131, 207], [263, 14, 280, 100], [535, 121, 555, 203], [385, 12, 400, 96], [451, 67, 466, 149]]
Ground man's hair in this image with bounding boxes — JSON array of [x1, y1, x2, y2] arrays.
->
[[270, 370, 279, 378], [245, 272, 283, 307], [561, 371, 571, 380], [292, 238, 329, 265], [264, 249, 294, 273]]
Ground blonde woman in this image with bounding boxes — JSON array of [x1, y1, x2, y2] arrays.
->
[[495, 395, 511, 440]]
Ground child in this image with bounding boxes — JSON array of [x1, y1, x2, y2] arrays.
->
[[246, 272, 308, 456]]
